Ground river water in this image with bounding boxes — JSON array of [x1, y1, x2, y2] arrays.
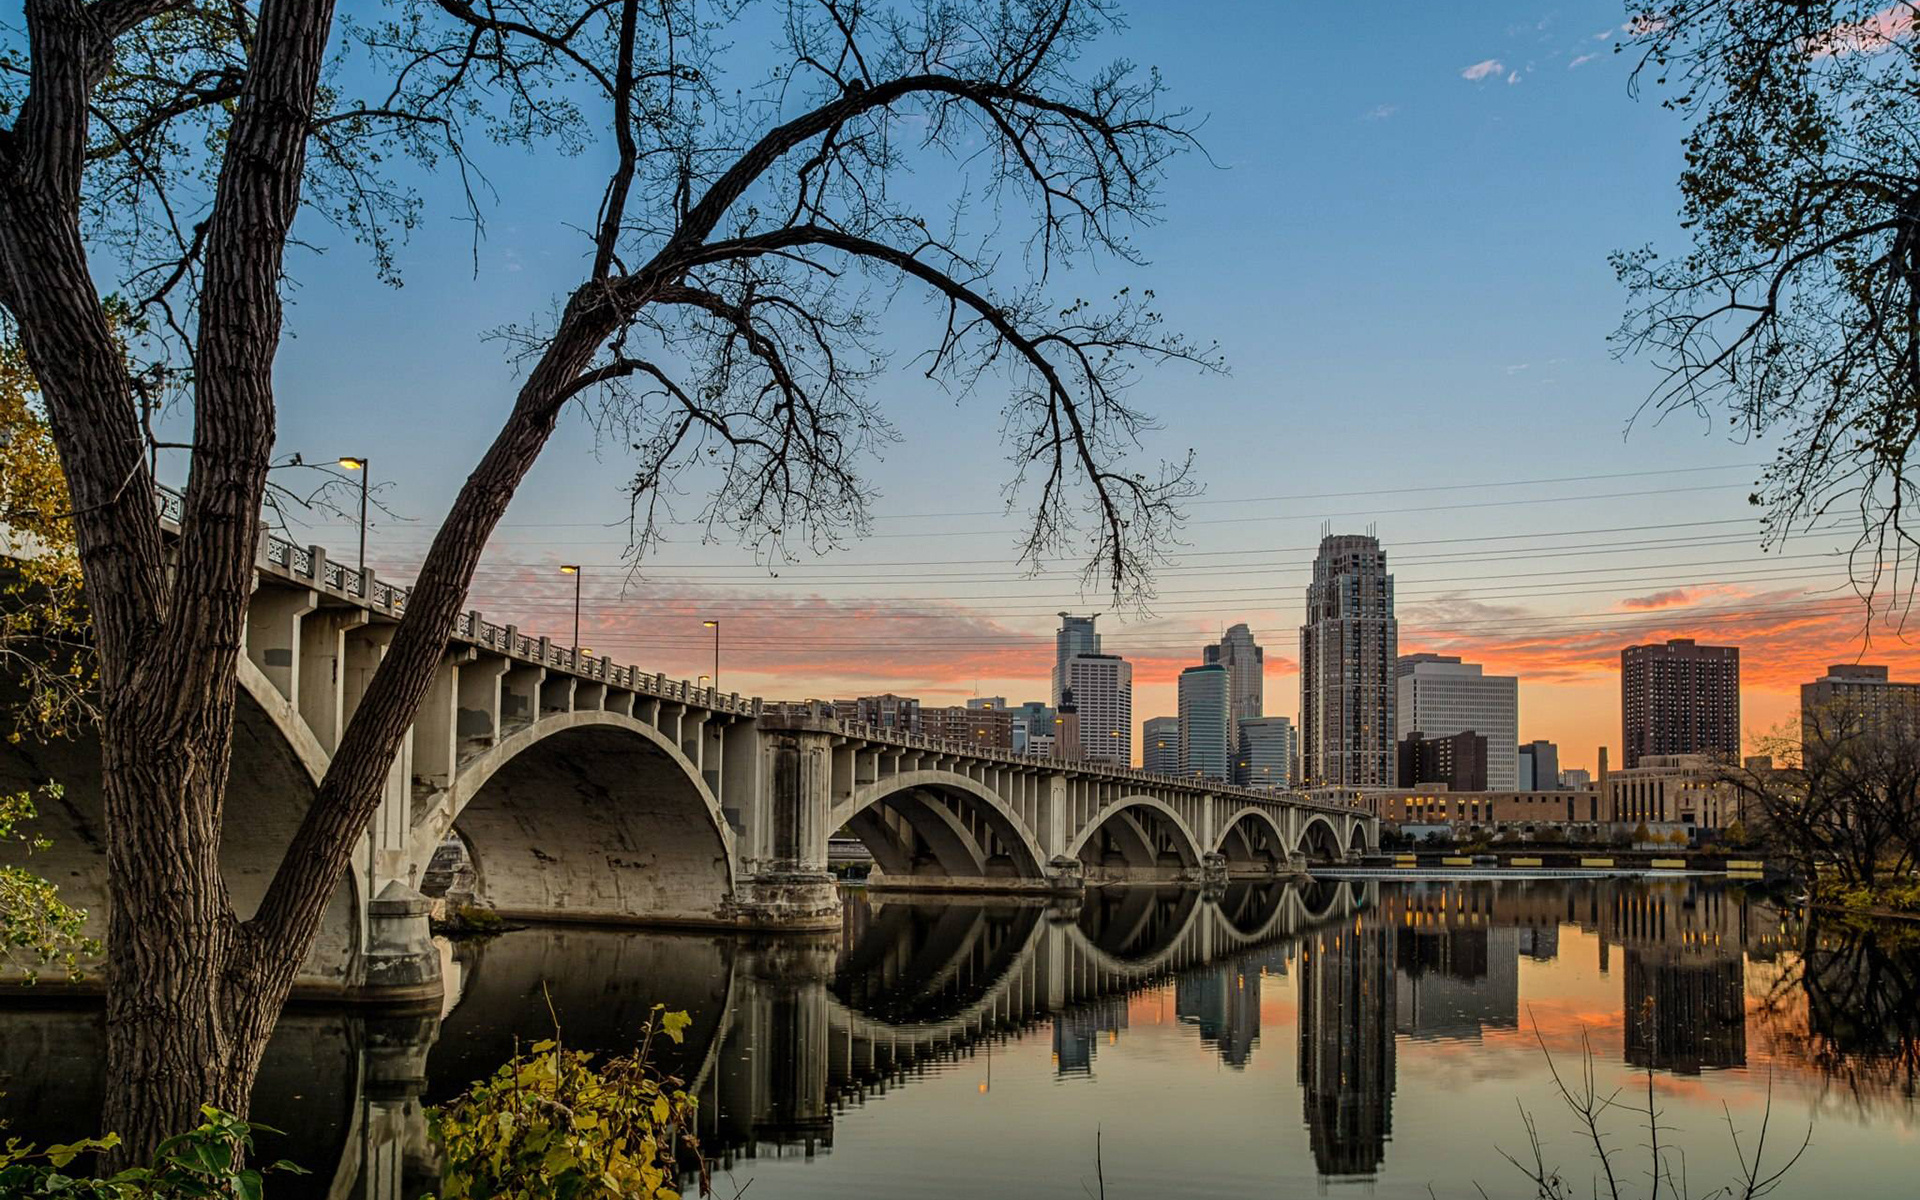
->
[[1, 877, 1915, 1198]]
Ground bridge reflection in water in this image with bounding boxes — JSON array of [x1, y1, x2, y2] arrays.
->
[[2, 878, 1915, 1196]]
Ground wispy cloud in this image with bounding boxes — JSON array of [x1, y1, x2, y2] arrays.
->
[[1568, 52, 1599, 69], [1363, 103, 1399, 121], [1620, 588, 1693, 610], [1461, 58, 1504, 81], [1507, 70, 1524, 85]]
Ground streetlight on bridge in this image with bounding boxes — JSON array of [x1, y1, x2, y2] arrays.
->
[[559, 564, 581, 659], [336, 456, 369, 577], [702, 619, 720, 691]]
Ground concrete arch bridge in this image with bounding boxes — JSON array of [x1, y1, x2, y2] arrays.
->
[[0, 486, 1374, 1002]]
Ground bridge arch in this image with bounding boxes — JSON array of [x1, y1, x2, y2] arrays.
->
[[838, 770, 1049, 882], [1295, 812, 1347, 864], [1211, 805, 1289, 869], [1346, 817, 1372, 856], [447, 710, 737, 925], [1066, 795, 1205, 873]]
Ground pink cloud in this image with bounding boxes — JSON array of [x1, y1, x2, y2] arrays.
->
[[1461, 58, 1505, 81], [1809, 5, 1915, 56]]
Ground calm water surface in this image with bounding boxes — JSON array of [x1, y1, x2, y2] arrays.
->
[[2, 878, 1915, 1198]]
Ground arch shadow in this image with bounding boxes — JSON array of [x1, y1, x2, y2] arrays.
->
[[0, 656, 360, 989], [1068, 796, 1204, 873], [449, 712, 736, 926], [1296, 812, 1347, 865], [836, 770, 1048, 884]]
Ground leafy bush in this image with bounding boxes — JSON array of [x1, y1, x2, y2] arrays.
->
[[0, 1106, 305, 1198], [425, 1005, 706, 1200], [1, 784, 99, 981]]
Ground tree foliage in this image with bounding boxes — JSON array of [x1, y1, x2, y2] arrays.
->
[[1616, 1, 1920, 602], [0, 1106, 305, 1198], [0, 338, 91, 738], [427, 1007, 702, 1200], [0, 783, 97, 982]]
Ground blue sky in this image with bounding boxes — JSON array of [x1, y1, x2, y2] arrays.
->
[[209, 1, 1891, 766]]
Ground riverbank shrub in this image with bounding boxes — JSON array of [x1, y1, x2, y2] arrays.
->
[[423, 1005, 706, 1200], [0, 1106, 305, 1197]]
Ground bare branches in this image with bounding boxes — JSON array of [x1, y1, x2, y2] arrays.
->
[[1615, 2, 1920, 614]]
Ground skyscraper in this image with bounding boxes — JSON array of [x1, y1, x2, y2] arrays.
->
[[1300, 533, 1399, 787], [1143, 715, 1181, 774], [1204, 623, 1265, 725], [1236, 715, 1297, 789], [1396, 657, 1519, 789], [1052, 612, 1101, 706], [1621, 638, 1740, 767], [1178, 663, 1232, 780], [1064, 654, 1131, 764]]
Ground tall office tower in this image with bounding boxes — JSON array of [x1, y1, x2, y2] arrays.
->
[[1517, 739, 1560, 791], [1300, 533, 1399, 787], [1143, 716, 1181, 773], [1396, 657, 1519, 789], [1052, 612, 1101, 706], [1204, 623, 1265, 725], [1237, 715, 1297, 789], [1621, 638, 1741, 767], [1064, 654, 1131, 764], [1178, 663, 1232, 780]]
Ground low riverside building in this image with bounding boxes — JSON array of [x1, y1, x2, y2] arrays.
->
[[1603, 753, 1748, 831], [1362, 785, 1605, 831]]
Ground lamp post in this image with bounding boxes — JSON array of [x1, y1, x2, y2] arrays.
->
[[702, 620, 720, 691], [336, 456, 369, 577], [559, 565, 581, 659]]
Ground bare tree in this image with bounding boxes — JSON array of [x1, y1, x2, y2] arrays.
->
[[1727, 706, 1920, 889], [0, 0, 1215, 1159], [1614, 2, 1920, 612]]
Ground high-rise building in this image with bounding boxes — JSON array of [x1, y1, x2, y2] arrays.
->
[[1178, 663, 1232, 780], [1517, 740, 1560, 791], [1237, 716, 1297, 789], [1397, 729, 1488, 791], [1204, 623, 1265, 725], [965, 696, 1009, 711], [1052, 612, 1101, 706], [1143, 716, 1181, 774], [1064, 655, 1131, 764], [1621, 638, 1740, 767], [1300, 533, 1399, 787], [1396, 657, 1519, 789], [1800, 664, 1920, 746]]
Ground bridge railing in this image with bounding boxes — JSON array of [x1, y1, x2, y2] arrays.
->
[[760, 702, 1358, 814], [154, 483, 764, 718]]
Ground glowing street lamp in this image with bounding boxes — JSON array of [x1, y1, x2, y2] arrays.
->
[[336, 456, 369, 576], [702, 620, 720, 691], [559, 565, 581, 658]]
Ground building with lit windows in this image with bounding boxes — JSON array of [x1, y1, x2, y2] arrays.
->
[[1621, 638, 1740, 767], [1300, 533, 1398, 786], [1396, 655, 1518, 789], [1236, 715, 1297, 789], [1178, 663, 1232, 780]]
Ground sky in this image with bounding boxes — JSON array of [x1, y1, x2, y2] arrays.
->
[[180, 1, 1920, 771]]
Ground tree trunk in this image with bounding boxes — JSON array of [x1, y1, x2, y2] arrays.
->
[[97, 720, 244, 1153]]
